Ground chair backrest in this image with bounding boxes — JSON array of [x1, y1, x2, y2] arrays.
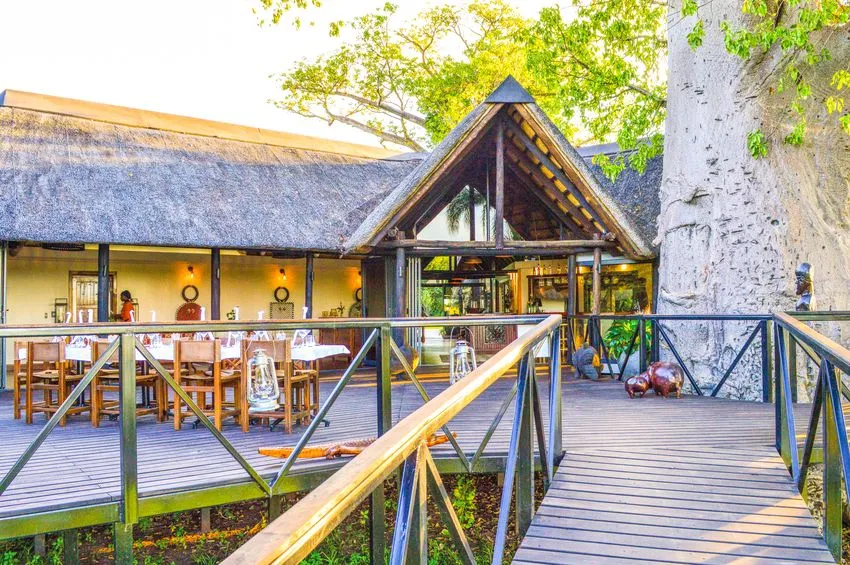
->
[[242, 339, 291, 364], [30, 341, 65, 363], [92, 340, 119, 363], [175, 339, 221, 363]]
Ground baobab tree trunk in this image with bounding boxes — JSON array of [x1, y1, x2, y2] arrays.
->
[[657, 0, 850, 399]]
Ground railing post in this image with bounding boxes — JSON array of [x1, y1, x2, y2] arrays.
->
[[822, 359, 842, 561], [774, 322, 783, 453], [115, 332, 138, 563], [639, 317, 647, 373], [761, 320, 772, 403], [371, 324, 393, 565], [516, 352, 535, 537], [786, 330, 798, 403], [549, 327, 563, 464], [650, 319, 659, 363]]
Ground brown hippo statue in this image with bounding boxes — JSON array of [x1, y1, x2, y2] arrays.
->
[[648, 362, 685, 398], [625, 373, 651, 398]]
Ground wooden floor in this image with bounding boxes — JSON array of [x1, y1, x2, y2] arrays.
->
[[0, 372, 835, 563], [0, 372, 534, 518], [514, 379, 834, 564]]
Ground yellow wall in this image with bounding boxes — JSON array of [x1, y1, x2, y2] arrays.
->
[[6, 246, 362, 324]]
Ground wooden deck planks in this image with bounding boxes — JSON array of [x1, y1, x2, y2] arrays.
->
[[513, 380, 833, 564]]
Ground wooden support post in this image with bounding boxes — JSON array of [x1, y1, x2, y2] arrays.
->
[[200, 507, 211, 533], [63, 529, 79, 564], [394, 247, 406, 344], [33, 534, 45, 557], [592, 238, 601, 315], [211, 248, 221, 320], [113, 523, 133, 563], [468, 187, 476, 242], [567, 255, 576, 316], [787, 333, 798, 403], [268, 495, 283, 521], [0, 241, 7, 390], [639, 318, 648, 373], [305, 252, 314, 318], [761, 321, 772, 403], [495, 119, 505, 248], [97, 244, 109, 322]]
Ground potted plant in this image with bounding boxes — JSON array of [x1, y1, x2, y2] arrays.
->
[[604, 319, 651, 378]]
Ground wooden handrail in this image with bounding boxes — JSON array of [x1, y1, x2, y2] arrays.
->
[[222, 314, 562, 565], [774, 312, 850, 375]]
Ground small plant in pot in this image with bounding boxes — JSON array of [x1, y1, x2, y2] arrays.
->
[[604, 315, 652, 378]]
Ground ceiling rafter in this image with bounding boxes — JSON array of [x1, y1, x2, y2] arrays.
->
[[504, 159, 584, 238], [503, 115, 608, 232]]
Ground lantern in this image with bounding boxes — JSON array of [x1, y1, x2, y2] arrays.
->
[[449, 340, 477, 384], [246, 349, 280, 412]]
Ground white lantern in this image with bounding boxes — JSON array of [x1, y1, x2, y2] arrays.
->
[[449, 340, 477, 384], [246, 349, 280, 412]]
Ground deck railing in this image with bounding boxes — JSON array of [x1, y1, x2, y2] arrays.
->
[[223, 314, 563, 565], [0, 314, 554, 562], [563, 313, 773, 399], [773, 312, 850, 561]]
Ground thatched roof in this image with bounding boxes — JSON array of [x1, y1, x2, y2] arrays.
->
[[0, 86, 661, 257], [0, 92, 422, 251], [344, 77, 657, 259], [580, 144, 662, 249]]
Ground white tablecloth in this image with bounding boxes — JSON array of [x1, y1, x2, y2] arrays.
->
[[18, 342, 350, 363]]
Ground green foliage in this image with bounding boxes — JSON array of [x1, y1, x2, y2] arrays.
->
[[421, 286, 444, 317], [691, 0, 849, 156], [747, 129, 769, 159], [525, 3, 667, 180], [253, 0, 322, 27], [265, 0, 668, 179], [604, 319, 651, 360], [451, 475, 478, 531], [687, 19, 704, 49]]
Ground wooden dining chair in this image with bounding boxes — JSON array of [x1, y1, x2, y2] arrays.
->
[[242, 339, 312, 434], [173, 339, 241, 431], [90, 340, 165, 427], [25, 341, 88, 426], [12, 341, 28, 419]]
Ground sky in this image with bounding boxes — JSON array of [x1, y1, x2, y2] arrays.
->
[[0, 0, 551, 148]]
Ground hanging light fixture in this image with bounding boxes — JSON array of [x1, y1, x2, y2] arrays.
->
[[279, 267, 287, 281], [449, 339, 478, 384]]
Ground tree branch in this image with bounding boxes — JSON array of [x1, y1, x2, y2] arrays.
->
[[326, 110, 426, 151], [329, 91, 426, 125]]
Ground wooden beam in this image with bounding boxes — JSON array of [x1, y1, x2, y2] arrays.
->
[[505, 144, 597, 236], [305, 252, 314, 318], [503, 117, 607, 230], [592, 237, 602, 315], [504, 159, 584, 238], [495, 119, 505, 248], [97, 244, 109, 322], [379, 239, 611, 250], [567, 255, 577, 316], [387, 246, 598, 257], [395, 247, 406, 320], [468, 187, 476, 241], [211, 248, 221, 320]]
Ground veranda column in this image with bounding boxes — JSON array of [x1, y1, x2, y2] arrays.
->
[[211, 248, 221, 320], [305, 252, 314, 318], [394, 247, 406, 343], [97, 244, 109, 322], [592, 239, 601, 315]]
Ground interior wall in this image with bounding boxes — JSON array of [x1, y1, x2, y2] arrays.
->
[[6, 246, 362, 324]]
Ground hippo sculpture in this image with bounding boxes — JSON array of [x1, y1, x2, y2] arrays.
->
[[624, 373, 651, 398], [648, 362, 685, 398]]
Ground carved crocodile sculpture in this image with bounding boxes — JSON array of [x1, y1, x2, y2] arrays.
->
[[258, 432, 456, 460]]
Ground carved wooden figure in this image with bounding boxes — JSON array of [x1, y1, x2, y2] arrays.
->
[[795, 262, 816, 312], [625, 373, 651, 398], [648, 362, 685, 398]]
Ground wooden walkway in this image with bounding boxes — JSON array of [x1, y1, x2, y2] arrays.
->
[[514, 379, 834, 564], [0, 372, 835, 563]]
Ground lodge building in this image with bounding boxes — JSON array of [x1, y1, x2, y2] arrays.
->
[[0, 77, 660, 373]]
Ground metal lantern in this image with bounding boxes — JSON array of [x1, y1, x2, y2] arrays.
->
[[246, 349, 280, 412], [449, 340, 477, 384]]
